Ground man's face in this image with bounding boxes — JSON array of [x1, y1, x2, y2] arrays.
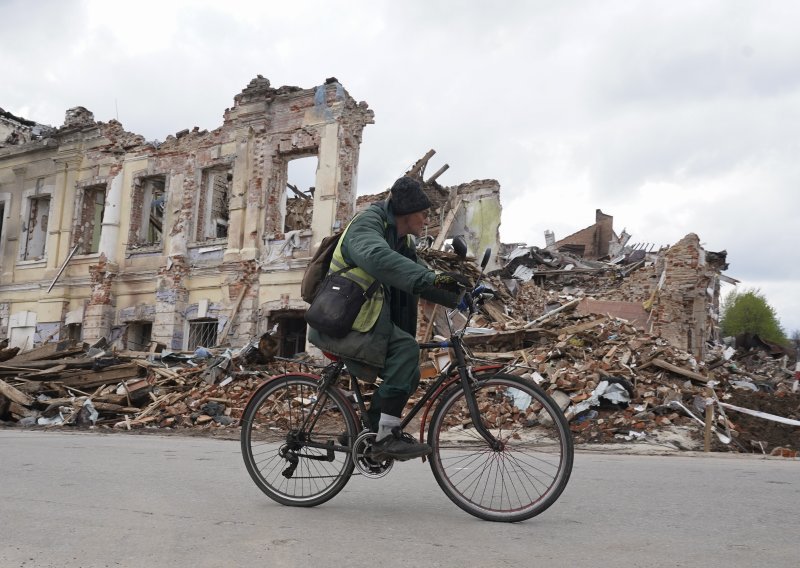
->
[[400, 209, 429, 238]]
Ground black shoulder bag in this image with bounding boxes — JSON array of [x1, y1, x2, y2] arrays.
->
[[304, 269, 380, 338]]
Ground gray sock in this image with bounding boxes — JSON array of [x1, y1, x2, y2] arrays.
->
[[376, 413, 402, 441]]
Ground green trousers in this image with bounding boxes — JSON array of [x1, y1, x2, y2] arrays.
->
[[345, 323, 420, 429]]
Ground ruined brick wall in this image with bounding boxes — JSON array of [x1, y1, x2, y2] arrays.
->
[[602, 261, 661, 304], [554, 209, 614, 259], [83, 253, 117, 342], [0, 76, 373, 351], [600, 233, 719, 358], [0, 301, 8, 337]]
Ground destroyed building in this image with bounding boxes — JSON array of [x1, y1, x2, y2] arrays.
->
[[0, 78, 502, 358], [1, 86, 796, 454], [0, 74, 737, 366], [0, 76, 375, 355], [1, 108, 53, 148], [550, 208, 617, 260], [499, 212, 734, 360]]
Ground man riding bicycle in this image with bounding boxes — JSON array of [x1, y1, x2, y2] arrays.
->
[[307, 176, 469, 461]]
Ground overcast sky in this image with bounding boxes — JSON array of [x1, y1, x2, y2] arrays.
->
[[2, 0, 798, 334]]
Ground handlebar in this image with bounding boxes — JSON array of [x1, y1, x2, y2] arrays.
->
[[419, 341, 451, 350], [456, 284, 493, 313], [435, 244, 494, 341]]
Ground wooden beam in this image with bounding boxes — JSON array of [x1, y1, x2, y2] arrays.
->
[[47, 244, 80, 293], [432, 196, 464, 250], [560, 317, 608, 336], [523, 299, 580, 329], [407, 149, 436, 177], [426, 164, 449, 183], [217, 282, 250, 346], [650, 358, 710, 383], [286, 183, 310, 200], [0, 378, 35, 406], [6, 340, 84, 363]]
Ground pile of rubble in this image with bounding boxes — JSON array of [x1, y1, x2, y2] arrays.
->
[[0, 339, 286, 434], [453, 303, 797, 454], [1, 263, 798, 456]]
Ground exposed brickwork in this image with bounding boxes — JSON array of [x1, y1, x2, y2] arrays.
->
[[600, 233, 721, 358], [0, 302, 9, 337], [87, 253, 116, 306], [0, 77, 373, 351], [554, 209, 615, 259]]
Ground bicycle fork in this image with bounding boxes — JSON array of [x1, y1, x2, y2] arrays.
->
[[457, 364, 503, 451]]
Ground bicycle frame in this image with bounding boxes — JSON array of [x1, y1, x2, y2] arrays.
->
[[248, 245, 504, 456]]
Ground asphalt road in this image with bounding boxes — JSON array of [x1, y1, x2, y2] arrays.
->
[[1, 430, 797, 568]]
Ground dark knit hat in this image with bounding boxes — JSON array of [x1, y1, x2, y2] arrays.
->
[[389, 176, 432, 215]]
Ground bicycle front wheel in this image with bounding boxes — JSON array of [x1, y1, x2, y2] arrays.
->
[[428, 373, 573, 522], [241, 375, 357, 507]]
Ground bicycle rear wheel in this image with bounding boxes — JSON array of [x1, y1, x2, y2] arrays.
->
[[241, 375, 357, 507], [428, 373, 573, 522]]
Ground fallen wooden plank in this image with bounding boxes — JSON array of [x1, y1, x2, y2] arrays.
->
[[92, 401, 141, 414], [560, 317, 609, 336], [0, 378, 35, 406], [114, 415, 158, 429], [523, 298, 581, 329], [6, 340, 84, 363], [135, 394, 170, 420], [650, 358, 709, 383], [0, 347, 20, 362], [432, 195, 464, 250], [92, 393, 129, 406], [482, 300, 512, 324], [60, 365, 141, 389], [114, 350, 164, 359], [9, 401, 36, 418], [217, 282, 250, 346], [0, 357, 95, 373], [137, 362, 181, 380], [26, 364, 68, 377], [469, 351, 521, 361]]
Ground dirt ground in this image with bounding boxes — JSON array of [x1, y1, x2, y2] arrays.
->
[[723, 390, 800, 453]]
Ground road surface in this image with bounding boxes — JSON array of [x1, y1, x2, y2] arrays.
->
[[1, 430, 797, 568]]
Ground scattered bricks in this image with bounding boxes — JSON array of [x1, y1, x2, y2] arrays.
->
[[770, 447, 799, 458]]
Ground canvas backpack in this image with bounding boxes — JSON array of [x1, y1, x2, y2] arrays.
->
[[300, 231, 343, 303]]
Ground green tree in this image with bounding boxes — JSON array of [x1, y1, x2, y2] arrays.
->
[[720, 288, 788, 344]]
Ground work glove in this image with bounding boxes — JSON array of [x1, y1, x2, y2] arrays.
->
[[433, 271, 472, 295], [458, 284, 493, 311]]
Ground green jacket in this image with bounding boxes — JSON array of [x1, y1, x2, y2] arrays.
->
[[307, 201, 458, 370]]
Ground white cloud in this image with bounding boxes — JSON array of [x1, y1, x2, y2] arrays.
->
[[2, 0, 798, 330]]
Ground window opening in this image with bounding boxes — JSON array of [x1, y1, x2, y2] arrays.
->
[[187, 318, 218, 350], [23, 193, 50, 261], [283, 157, 316, 233], [75, 185, 106, 254], [125, 322, 152, 351], [65, 323, 82, 341], [197, 168, 231, 241], [0, 202, 5, 242], [130, 177, 165, 247], [271, 311, 307, 357], [90, 188, 105, 253]]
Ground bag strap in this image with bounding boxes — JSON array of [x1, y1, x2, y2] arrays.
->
[[330, 214, 389, 300], [328, 267, 381, 299], [363, 279, 380, 299]]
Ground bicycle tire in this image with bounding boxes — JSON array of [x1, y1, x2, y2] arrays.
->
[[428, 373, 573, 522], [241, 375, 357, 507]]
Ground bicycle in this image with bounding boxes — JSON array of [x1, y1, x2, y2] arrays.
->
[[240, 246, 574, 522]]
